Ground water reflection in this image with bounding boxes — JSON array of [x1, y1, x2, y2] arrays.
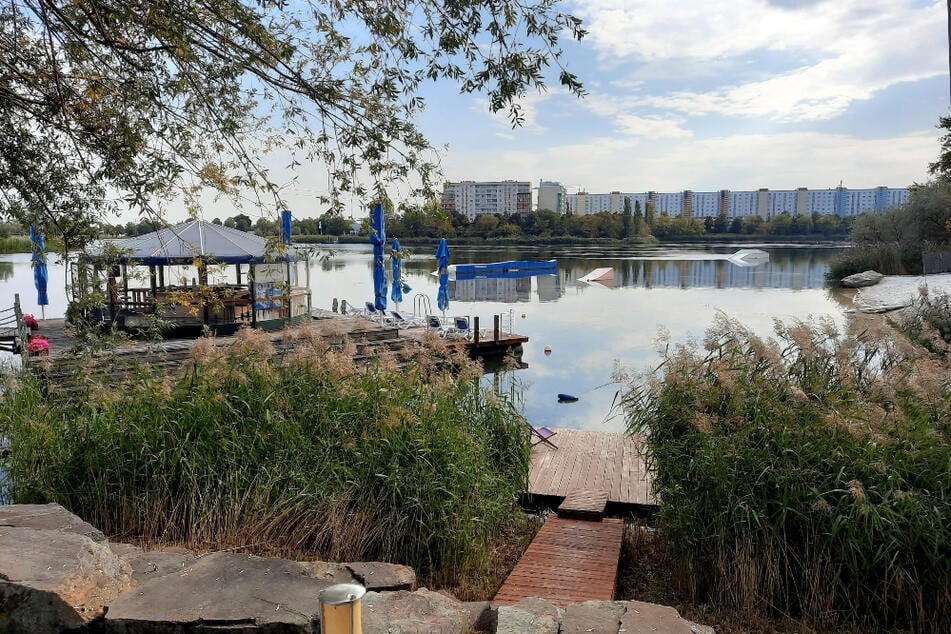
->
[[1, 243, 850, 433]]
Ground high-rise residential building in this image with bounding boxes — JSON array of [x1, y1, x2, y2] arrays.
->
[[537, 180, 567, 213], [442, 180, 531, 221]]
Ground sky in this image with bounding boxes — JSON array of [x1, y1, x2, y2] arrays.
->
[[173, 0, 949, 222], [413, 0, 948, 199]]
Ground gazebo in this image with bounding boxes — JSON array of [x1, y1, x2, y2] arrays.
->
[[80, 219, 312, 335]]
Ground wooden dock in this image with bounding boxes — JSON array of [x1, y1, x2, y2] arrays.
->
[[493, 516, 625, 607], [527, 428, 655, 507]]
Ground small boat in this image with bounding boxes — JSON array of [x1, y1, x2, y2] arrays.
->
[[557, 393, 579, 403]]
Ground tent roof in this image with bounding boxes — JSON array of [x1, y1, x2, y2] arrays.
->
[[99, 220, 304, 265]]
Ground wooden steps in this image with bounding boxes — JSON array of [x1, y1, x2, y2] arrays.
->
[[493, 516, 625, 607], [557, 488, 608, 521]]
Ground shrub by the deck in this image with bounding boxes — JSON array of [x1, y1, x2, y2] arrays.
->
[[0, 327, 530, 586], [623, 311, 951, 632]]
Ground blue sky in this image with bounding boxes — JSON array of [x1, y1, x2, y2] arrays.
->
[[411, 0, 948, 197], [171, 0, 948, 222]]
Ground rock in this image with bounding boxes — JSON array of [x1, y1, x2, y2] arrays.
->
[[841, 270, 884, 288], [496, 597, 562, 634], [561, 600, 627, 633], [104, 551, 349, 632], [0, 502, 105, 542], [0, 526, 133, 632], [108, 543, 198, 584], [361, 589, 484, 633], [620, 600, 715, 634], [346, 561, 415, 591]]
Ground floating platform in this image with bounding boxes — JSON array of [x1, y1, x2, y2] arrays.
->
[[526, 428, 655, 511]]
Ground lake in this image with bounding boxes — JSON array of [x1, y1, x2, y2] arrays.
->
[[1, 242, 850, 432]]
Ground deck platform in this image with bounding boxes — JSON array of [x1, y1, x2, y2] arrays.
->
[[557, 488, 608, 521], [493, 517, 625, 607], [527, 428, 655, 508]]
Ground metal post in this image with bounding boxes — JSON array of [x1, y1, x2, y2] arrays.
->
[[493, 314, 500, 342], [473, 316, 480, 345], [318, 583, 365, 634]]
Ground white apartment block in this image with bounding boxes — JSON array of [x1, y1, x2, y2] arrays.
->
[[442, 180, 531, 221], [564, 186, 911, 219], [537, 180, 567, 214]]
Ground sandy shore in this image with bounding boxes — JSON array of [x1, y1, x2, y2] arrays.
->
[[853, 273, 951, 309]]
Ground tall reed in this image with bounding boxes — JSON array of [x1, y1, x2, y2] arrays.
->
[[0, 327, 530, 585], [622, 310, 951, 632]]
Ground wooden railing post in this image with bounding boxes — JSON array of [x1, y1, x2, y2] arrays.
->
[[13, 293, 29, 365]]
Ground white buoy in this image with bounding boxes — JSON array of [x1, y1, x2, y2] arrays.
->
[[544, 345, 552, 356]]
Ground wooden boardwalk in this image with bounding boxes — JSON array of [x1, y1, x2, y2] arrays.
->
[[493, 517, 625, 607], [528, 428, 655, 506]]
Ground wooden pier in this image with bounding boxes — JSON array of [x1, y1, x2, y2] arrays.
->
[[496, 428, 654, 607], [494, 516, 626, 607], [8, 310, 529, 389], [527, 428, 655, 509]]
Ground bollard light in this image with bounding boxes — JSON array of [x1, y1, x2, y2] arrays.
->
[[318, 583, 366, 634]]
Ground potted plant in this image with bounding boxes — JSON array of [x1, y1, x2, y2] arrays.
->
[[24, 314, 38, 330], [27, 336, 50, 356]]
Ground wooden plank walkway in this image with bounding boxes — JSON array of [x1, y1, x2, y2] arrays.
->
[[528, 428, 655, 506], [493, 517, 625, 607]]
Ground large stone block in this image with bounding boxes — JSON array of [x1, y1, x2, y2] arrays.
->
[[561, 600, 627, 633], [103, 551, 353, 632], [361, 589, 485, 634], [0, 502, 105, 542], [496, 597, 562, 634], [345, 561, 415, 591], [841, 270, 884, 288], [620, 600, 715, 634], [0, 526, 132, 632]]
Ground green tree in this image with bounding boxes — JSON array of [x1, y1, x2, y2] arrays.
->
[[622, 197, 632, 238], [713, 209, 729, 233], [0, 0, 585, 247], [928, 113, 951, 181]]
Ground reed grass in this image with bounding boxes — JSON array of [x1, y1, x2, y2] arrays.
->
[[0, 327, 530, 586], [621, 309, 951, 632]]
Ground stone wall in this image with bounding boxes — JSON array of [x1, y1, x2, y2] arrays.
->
[[0, 504, 712, 633]]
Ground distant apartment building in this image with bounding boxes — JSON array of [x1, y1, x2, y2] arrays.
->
[[537, 180, 567, 213], [566, 186, 909, 219], [442, 180, 531, 221]]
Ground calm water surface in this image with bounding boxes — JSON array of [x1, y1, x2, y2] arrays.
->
[[1, 242, 850, 432]]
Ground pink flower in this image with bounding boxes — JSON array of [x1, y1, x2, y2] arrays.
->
[[27, 337, 49, 353], [24, 314, 38, 329]]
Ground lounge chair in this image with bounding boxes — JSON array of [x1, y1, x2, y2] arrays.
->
[[390, 311, 423, 327], [531, 425, 558, 448]]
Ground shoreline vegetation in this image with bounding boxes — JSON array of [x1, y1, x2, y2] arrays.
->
[[0, 327, 534, 594], [618, 292, 951, 632], [0, 231, 848, 255]]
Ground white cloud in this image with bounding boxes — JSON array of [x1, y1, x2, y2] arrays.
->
[[441, 130, 938, 192], [573, 1, 946, 122]]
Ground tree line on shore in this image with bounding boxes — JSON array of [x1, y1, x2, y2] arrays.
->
[[91, 201, 854, 243]]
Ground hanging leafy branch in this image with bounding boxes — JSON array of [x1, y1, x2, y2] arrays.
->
[[0, 0, 585, 244]]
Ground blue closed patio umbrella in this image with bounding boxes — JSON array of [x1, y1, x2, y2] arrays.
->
[[390, 238, 409, 311], [30, 224, 49, 320], [436, 238, 450, 318], [370, 204, 388, 322]]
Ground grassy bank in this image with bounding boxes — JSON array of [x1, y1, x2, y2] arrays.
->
[[0, 236, 64, 253], [0, 327, 531, 587], [621, 300, 951, 632]]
